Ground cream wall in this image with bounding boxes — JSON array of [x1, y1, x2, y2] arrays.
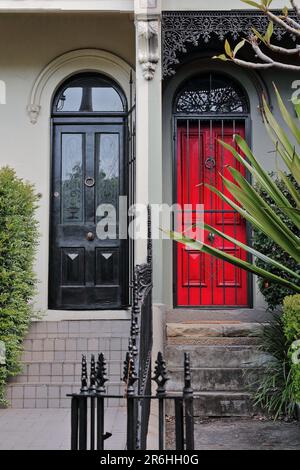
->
[[0, 13, 135, 317]]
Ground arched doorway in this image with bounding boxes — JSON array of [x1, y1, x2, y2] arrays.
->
[[49, 72, 129, 310], [174, 72, 252, 308]]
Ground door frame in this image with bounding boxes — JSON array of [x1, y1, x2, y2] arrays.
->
[[48, 114, 130, 310], [172, 113, 253, 309]]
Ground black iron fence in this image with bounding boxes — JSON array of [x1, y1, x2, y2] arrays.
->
[[68, 352, 194, 451]]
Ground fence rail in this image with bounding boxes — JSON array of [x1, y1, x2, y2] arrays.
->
[[68, 352, 194, 451]]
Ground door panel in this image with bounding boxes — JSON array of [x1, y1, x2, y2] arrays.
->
[[176, 121, 249, 308], [49, 123, 128, 310]]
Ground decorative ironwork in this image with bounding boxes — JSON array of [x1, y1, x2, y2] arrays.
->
[[80, 355, 88, 394], [89, 354, 96, 392], [96, 353, 108, 394], [176, 73, 249, 114], [162, 10, 297, 77], [69, 353, 194, 451], [152, 352, 170, 397]]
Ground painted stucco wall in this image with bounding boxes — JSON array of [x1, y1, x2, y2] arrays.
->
[[0, 13, 135, 317]]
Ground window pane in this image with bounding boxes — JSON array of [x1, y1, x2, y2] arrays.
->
[[61, 134, 84, 223], [96, 134, 120, 209], [55, 76, 124, 113]]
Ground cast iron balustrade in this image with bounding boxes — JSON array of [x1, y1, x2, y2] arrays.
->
[[68, 352, 194, 451]]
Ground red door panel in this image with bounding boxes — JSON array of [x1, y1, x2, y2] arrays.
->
[[176, 121, 249, 308]]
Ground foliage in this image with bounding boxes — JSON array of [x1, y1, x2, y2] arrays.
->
[[253, 175, 300, 310], [251, 314, 296, 419], [283, 295, 300, 403], [283, 294, 300, 342], [215, 0, 300, 72], [170, 87, 300, 295], [0, 167, 39, 405]]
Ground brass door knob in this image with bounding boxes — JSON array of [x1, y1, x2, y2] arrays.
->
[[86, 232, 95, 241]]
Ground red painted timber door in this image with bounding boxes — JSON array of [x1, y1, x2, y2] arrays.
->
[[176, 121, 249, 308]]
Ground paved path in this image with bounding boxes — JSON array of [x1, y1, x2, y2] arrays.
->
[[0, 408, 127, 450], [167, 418, 300, 450]]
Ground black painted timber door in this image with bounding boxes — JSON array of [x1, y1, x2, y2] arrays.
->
[[49, 122, 128, 310]]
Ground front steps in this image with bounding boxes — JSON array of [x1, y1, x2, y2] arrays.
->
[[165, 321, 269, 417], [5, 319, 130, 409]]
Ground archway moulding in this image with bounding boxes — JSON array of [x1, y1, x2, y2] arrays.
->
[[27, 49, 134, 124]]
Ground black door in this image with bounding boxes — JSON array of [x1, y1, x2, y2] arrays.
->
[[49, 121, 128, 310]]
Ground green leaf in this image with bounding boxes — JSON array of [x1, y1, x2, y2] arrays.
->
[[225, 39, 233, 58], [265, 21, 274, 43], [274, 84, 300, 147], [241, 0, 265, 9], [203, 223, 300, 281], [213, 54, 229, 61], [169, 231, 300, 294], [233, 40, 246, 57]]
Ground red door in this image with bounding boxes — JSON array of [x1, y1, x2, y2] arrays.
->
[[176, 121, 249, 308]]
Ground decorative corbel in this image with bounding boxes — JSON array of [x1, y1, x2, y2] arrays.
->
[[27, 104, 41, 124], [136, 16, 160, 80]]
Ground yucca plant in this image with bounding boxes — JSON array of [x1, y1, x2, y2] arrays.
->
[[170, 86, 300, 294]]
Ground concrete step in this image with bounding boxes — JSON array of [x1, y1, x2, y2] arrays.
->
[[167, 367, 263, 392], [166, 392, 253, 417], [8, 360, 122, 385], [165, 345, 270, 369], [167, 322, 263, 339], [167, 337, 259, 346], [5, 383, 124, 409]]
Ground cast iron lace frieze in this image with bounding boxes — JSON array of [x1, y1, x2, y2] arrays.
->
[[162, 10, 298, 77]]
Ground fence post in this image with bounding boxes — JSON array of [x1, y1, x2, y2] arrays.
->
[[96, 353, 108, 451], [183, 353, 194, 450], [71, 396, 79, 450], [89, 355, 96, 450], [152, 352, 169, 451], [79, 355, 88, 450], [123, 351, 138, 451]]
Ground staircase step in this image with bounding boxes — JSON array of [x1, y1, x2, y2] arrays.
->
[[167, 322, 263, 339], [167, 367, 263, 392], [165, 345, 269, 368], [166, 392, 253, 417], [167, 337, 259, 346], [5, 383, 124, 409]]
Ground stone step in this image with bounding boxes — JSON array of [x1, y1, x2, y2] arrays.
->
[[166, 392, 253, 417], [5, 383, 124, 409], [167, 322, 263, 339], [8, 360, 122, 385], [165, 345, 269, 369], [26, 320, 130, 339], [167, 367, 263, 392], [167, 337, 259, 346], [21, 337, 128, 362]]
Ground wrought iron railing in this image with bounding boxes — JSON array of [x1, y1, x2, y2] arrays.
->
[[125, 205, 153, 449], [68, 352, 194, 451]]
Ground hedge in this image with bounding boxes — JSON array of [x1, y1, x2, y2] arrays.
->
[[283, 295, 300, 404], [252, 174, 300, 311], [0, 167, 39, 405]]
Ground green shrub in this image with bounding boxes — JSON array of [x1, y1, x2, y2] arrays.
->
[[252, 174, 300, 311], [283, 295, 300, 404], [251, 314, 296, 419], [0, 167, 39, 405], [283, 295, 300, 343]]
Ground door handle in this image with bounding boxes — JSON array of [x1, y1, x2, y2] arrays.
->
[[208, 232, 215, 243], [86, 232, 95, 241]]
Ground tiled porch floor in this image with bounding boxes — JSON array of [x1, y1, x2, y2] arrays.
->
[[0, 408, 127, 450]]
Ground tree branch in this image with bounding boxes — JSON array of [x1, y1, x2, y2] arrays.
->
[[266, 42, 300, 55], [291, 0, 300, 19], [266, 10, 300, 37]]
